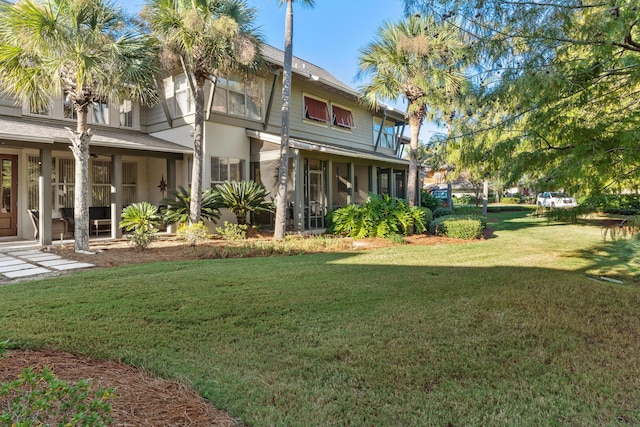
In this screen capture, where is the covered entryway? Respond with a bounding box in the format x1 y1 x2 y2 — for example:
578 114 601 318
0 155 17 236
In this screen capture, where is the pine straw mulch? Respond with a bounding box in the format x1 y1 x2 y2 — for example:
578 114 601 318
2 231 479 426
0 349 240 426
46 231 474 270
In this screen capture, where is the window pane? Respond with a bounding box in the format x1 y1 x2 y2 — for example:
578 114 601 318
211 87 227 113
119 100 133 127
92 100 109 124
211 157 221 182
220 158 229 181
175 74 192 116
228 92 245 116
28 156 39 210
228 158 240 182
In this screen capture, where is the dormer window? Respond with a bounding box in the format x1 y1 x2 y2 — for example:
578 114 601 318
331 104 355 130
303 95 329 124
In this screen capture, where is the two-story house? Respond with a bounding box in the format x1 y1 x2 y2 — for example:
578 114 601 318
0 43 409 244
148 44 410 231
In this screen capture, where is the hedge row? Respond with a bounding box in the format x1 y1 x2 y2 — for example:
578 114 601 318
429 215 487 239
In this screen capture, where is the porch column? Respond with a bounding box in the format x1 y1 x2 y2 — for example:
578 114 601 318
166 158 176 233
326 160 333 213
293 151 303 232
371 166 378 195
110 154 122 238
348 162 355 205
38 148 53 245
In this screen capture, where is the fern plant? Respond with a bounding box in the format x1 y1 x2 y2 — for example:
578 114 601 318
161 186 223 226
330 194 430 238
214 180 274 225
120 202 161 250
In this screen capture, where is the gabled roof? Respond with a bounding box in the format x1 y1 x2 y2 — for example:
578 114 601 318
260 44 356 96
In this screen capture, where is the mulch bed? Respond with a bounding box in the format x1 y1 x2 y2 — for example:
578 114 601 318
0 349 240 426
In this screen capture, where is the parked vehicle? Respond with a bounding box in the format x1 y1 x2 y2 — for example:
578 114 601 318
536 192 578 208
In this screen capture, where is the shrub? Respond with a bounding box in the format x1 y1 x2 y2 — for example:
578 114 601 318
214 180 273 225
1 367 114 426
177 222 212 246
420 190 443 211
430 215 486 239
120 202 161 251
455 194 475 205
216 221 248 241
330 194 431 238
433 207 455 218
501 197 522 204
453 206 482 215
161 186 222 226
539 205 591 224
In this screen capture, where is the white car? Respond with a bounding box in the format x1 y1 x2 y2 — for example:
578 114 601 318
536 192 578 208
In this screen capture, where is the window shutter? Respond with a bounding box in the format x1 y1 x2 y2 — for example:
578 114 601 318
304 96 329 123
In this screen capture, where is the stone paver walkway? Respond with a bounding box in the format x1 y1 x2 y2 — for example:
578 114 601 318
0 250 94 279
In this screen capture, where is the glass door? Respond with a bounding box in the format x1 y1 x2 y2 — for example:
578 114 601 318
305 159 326 229
0 155 17 236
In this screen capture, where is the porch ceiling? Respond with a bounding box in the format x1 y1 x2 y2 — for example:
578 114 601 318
0 116 191 158
246 130 410 166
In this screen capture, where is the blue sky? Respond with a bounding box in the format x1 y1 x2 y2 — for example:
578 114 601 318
117 0 442 141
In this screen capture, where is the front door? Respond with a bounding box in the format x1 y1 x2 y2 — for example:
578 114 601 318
0 155 17 236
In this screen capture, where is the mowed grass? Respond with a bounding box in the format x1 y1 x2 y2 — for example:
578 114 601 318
2 211 640 426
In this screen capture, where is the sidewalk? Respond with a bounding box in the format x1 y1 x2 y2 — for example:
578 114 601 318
0 248 94 280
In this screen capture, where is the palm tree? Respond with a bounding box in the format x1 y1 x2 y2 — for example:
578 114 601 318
273 0 315 241
358 15 466 207
0 0 159 252
144 0 261 225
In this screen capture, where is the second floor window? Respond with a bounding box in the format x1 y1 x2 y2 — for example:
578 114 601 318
91 100 109 125
303 95 329 124
373 118 397 149
211 76 263 120
331 105 355 130
174 74 193 117
119 100 133 128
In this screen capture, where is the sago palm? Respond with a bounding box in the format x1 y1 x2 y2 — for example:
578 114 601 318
0 0 159 252
143 0 262 225
215 180 273 225
358 15 467 207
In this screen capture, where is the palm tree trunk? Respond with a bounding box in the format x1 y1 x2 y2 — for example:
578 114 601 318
406 114 422 207
274 0 294 241
189 77 205 225
69 108 91 252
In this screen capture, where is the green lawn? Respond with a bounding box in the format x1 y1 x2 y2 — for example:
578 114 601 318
1 211 640 426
